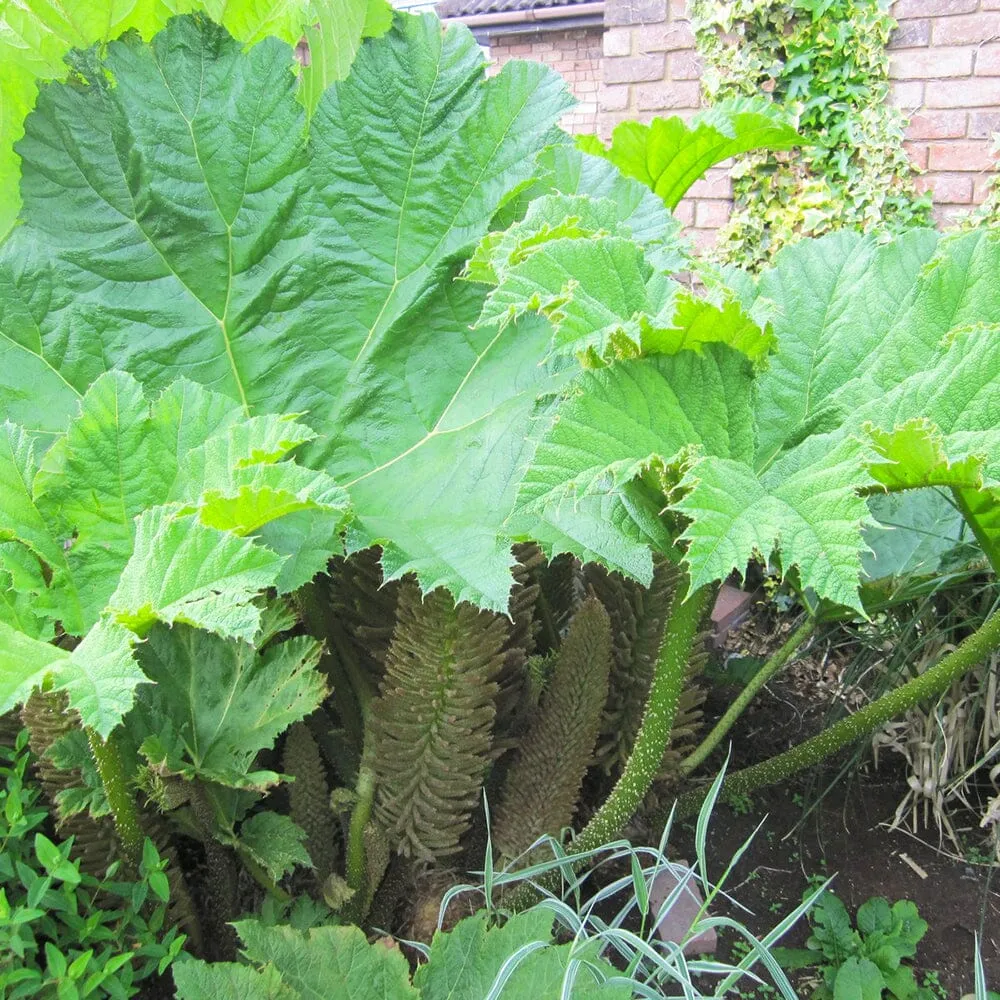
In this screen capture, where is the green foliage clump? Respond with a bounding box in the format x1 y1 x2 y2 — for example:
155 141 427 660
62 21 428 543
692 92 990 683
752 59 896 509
690 0 932 265
172 909 631 1000
774 891 934 1000
0 732 185 999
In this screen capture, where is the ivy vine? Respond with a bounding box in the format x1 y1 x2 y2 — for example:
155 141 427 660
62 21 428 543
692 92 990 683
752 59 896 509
690 0 933 266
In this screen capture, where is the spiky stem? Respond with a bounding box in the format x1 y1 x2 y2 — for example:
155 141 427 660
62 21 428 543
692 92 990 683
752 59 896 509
674 608 1000 818
87 729 143 873
678 615 815 778
344 764 375 923
572 582 712 854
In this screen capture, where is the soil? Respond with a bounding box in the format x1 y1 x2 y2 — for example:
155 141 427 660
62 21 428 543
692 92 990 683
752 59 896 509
653 608 1000 999
687 777 999 998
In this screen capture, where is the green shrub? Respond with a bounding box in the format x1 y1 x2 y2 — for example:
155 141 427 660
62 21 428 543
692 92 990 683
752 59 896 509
0 731 185 999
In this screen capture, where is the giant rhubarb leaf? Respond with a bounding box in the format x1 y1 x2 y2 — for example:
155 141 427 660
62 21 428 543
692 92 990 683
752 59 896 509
578 96 801 210
0 0 389 237
172 910 630 1000
0 371 346 733
0 12 582 610
130 624 326 788
507 228 1000 613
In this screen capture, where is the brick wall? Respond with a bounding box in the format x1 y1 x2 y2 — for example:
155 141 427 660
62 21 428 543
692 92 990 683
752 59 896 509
598 0 724 249
489 28 602 134
889 0 1000 225
480 2 1000 244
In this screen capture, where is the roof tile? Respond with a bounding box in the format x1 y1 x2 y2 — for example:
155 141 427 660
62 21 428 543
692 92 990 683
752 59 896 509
436 0 594 19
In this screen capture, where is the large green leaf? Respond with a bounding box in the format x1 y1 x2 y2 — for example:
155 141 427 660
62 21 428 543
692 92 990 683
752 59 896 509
0 12 575 611
579 96 801 210
235 921 419 1000
0 618 144 738
507 226 1000 612
0 0 389 238
0 371 344 733
415 910 631 1000
172 911 630 1000
108 508 286 641
173 961 297 1000
130 625 326 787
510 347 756 581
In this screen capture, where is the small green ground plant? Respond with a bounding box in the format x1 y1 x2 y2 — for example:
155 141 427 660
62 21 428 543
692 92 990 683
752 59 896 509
773 891 933 1000
0 730 185 999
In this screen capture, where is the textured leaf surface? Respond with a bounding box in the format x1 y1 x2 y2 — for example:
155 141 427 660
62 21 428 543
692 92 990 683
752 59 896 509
132 625 326 787
0 619 143 738
173 961 297 1000
0 371 340 732
581 97 801 209
861 490 976 588
416 911 631 1000
0 13 574 610
510 227 999 610
237 812 312 881
0 0 386 237
108 509 285 641
510 347 756 580
235 921 418 1000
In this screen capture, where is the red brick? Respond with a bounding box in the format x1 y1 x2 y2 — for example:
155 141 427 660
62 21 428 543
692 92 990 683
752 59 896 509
889 19 931 49
889 46 973 79
904 140 930 168
889 80 926 109
928 140 997 171
604 54 665 84
635 80 701 111
603 28 633 58
672 201 695 226
975 43 1000 75
606 0 668 26
906 110 967 139
669 51 701 80
969 110 1000 138
687 169 733 199
636 21 695 52
694 199 732 228
932 12 1000 45
916 171 974 202
893 0 976 15
925 77 1000 107
599 84 632 112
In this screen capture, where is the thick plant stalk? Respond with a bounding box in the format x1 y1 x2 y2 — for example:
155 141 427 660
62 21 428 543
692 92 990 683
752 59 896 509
344 765 375 923
87 729 144 872
675 609 1000 818
571 582 713 855
678 615 815 778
